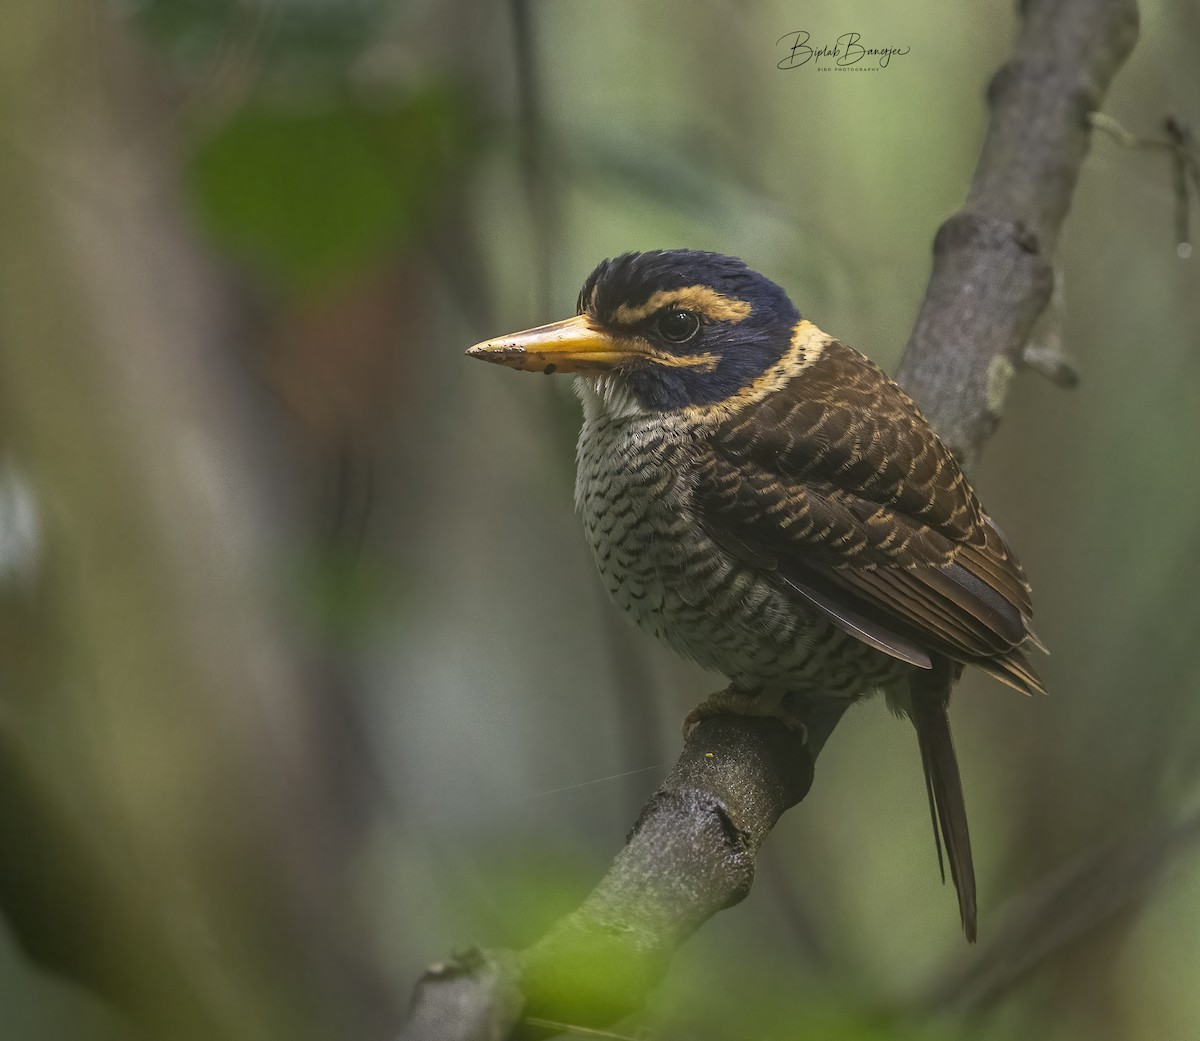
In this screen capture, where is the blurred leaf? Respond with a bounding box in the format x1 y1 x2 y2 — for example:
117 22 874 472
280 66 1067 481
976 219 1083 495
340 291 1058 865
187 86 471 289
124 0 388 78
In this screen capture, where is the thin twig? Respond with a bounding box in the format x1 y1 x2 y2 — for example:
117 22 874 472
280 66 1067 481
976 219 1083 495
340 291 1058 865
1088 111 1199 258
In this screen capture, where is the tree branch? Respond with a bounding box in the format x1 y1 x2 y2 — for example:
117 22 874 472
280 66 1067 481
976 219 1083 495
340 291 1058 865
897 0 1139 464
400 0 1139 1035
518 707 844 1027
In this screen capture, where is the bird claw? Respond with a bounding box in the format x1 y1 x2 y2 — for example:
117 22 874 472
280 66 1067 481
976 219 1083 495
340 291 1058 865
682 688 809 742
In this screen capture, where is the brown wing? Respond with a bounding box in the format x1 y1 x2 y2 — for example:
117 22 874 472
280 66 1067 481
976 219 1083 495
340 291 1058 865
695 336 1044 693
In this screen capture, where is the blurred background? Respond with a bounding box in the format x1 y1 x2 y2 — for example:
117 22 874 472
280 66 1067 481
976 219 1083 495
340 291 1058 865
1 0 1198 1039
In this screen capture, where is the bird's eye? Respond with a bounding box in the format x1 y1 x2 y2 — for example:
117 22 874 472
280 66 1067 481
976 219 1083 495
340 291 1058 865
656 309 701 344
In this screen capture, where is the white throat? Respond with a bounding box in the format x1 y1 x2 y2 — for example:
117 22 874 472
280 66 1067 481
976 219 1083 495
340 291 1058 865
574 374 646 424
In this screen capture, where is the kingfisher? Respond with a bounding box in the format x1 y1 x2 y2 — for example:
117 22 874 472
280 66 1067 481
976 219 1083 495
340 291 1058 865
466 249 1045 941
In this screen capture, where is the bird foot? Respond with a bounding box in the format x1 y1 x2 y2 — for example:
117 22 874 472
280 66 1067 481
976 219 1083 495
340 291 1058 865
682 688 809 741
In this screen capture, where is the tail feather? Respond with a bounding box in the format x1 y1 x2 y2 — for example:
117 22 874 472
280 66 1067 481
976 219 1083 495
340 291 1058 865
973 645 1046 697
909 663 977 942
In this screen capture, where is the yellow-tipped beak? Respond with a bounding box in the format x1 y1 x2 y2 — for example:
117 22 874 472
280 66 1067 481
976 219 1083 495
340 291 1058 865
466 314 634 374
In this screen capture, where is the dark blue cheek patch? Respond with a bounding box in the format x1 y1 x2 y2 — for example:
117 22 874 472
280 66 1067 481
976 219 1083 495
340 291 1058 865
625 323 798 411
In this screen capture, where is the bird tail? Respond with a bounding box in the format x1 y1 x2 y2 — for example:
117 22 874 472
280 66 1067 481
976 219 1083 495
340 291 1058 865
909 664 977 942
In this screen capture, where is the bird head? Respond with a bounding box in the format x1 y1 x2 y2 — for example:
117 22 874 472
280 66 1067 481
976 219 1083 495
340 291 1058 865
466 250 802 411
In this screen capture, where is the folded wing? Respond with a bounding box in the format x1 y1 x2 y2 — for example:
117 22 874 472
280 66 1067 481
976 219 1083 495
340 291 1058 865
695 336 1044 694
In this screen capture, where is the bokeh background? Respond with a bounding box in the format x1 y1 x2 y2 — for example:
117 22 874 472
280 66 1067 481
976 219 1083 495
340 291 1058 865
1 1 1199 1039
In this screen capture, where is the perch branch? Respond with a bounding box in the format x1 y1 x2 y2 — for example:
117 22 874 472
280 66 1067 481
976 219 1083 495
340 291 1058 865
400 0 1139 1035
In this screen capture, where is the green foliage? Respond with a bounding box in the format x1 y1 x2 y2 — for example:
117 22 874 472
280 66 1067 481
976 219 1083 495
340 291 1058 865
186 86 472 290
